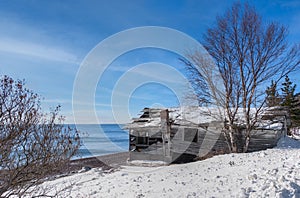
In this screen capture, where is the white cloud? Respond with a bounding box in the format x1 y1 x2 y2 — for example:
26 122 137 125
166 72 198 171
107 64 131 72
279 0 300 8
0 15 80 64
0 37 79 64
43 98 72 104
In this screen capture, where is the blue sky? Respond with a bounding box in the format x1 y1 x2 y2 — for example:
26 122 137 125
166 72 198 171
0 0 299 124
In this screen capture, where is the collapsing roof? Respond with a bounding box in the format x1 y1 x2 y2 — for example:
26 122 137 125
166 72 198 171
126 106 287 129
126 106 287 164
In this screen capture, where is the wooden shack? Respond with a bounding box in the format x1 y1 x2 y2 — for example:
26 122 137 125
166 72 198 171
126 107 287 164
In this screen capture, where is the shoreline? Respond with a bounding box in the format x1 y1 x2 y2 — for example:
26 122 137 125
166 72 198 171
69 152 129 171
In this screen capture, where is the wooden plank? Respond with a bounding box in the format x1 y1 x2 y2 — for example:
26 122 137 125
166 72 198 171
130 128 161 137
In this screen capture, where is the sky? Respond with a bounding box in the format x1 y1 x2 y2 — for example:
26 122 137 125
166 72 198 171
0 0 299 124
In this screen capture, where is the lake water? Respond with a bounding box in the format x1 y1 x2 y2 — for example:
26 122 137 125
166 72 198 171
73 124 129 159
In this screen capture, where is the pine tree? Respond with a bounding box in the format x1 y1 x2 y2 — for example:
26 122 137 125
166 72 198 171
290 93 300 128
281 75 299 134
265 80 281 107
281 75 296 107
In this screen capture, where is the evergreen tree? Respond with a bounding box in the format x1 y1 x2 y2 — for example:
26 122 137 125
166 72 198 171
281 75 296 107
281 75 300 134
265 80 281 107
290 93 300 128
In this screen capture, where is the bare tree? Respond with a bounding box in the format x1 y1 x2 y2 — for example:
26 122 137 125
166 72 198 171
0 75 80 197
184 2 300 152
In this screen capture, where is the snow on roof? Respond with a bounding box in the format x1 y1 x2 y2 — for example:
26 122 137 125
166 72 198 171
127 106 287 130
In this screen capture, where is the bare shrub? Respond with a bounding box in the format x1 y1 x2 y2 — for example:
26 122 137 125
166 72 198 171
0 75 80 197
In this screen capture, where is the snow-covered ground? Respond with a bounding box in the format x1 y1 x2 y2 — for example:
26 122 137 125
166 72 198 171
29 137 300 198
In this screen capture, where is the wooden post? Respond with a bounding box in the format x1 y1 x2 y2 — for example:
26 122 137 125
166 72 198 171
160 109 170 157
284 115 287 137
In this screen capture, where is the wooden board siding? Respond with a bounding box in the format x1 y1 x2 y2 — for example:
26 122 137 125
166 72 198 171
246 129 283 152
129 127 284 163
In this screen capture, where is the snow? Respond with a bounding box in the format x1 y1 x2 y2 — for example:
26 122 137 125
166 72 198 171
169 106 222 125
26 136 300 197
291 128 300 140
127 160 168 166
129 106 286 130
277 136 300 149
143 118 161 127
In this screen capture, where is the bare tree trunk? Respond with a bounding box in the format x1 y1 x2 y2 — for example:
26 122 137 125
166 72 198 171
228 129 237 153
243 131 251 152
